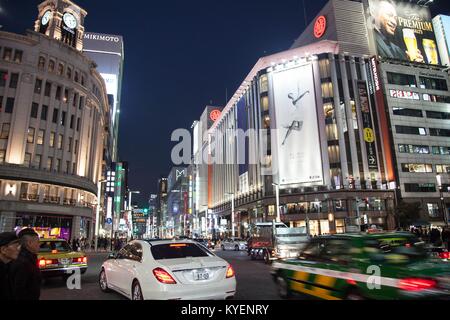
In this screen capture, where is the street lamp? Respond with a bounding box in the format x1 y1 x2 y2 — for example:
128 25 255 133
436 174 448 227
272 183 281 223
95 179 107 251
226 193 235 237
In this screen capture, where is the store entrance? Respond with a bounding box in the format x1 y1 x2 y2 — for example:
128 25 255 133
15 213 73 241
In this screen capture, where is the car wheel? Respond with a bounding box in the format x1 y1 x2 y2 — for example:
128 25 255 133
222 245 226 251
264 250 271 264
235 245 239 251
99 269 111 293
132 281 144 301
277 276 292 299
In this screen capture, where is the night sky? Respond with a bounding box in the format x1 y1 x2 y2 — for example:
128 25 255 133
1 0 449 207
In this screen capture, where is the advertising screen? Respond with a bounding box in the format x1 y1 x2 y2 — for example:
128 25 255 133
367 0 440 65
272 63 323 186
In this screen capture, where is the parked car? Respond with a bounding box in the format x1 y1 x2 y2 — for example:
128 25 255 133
99 240 236 300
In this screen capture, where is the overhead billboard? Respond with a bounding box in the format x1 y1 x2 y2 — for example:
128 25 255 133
367 0 440 65
272 63 323 186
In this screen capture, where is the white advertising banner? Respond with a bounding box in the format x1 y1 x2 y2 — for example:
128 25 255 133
272 63 323 186
100 73 119 125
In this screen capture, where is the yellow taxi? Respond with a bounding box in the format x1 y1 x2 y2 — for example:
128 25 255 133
38 239 88 278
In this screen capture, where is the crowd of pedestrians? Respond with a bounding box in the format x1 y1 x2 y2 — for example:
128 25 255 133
410 226 450 249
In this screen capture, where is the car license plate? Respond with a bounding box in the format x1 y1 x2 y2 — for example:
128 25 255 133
59 258 71 266
194 271 210 281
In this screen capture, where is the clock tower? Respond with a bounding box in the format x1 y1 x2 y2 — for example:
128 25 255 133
34 0 87 52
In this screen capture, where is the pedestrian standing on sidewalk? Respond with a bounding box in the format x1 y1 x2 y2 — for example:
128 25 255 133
0 232 21 300
9 228 42 300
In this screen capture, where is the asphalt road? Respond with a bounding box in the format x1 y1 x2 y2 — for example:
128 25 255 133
40 249 282 300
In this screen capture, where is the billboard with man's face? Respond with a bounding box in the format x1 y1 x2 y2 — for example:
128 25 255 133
367 0 440 65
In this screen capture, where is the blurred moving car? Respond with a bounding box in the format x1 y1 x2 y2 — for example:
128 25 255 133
426 245 450 262
38 239 88 278
272 232 450 300
99 240 236 300
221 238 248 251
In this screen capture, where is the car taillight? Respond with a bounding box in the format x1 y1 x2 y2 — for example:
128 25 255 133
38 259 57 268
38 259 46 268
439 252 450 260
399 278 437 291
153 268 177 284
226 265 235 278
73 257 87 263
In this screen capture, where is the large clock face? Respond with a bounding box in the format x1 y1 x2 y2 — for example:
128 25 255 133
63 12 77 29
41 10 52 26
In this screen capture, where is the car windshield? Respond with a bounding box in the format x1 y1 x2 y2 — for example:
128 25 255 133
39 241 72 253
365 236 428 260
151 243 213 260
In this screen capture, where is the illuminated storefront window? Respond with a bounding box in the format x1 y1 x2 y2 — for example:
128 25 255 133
336 219 345 234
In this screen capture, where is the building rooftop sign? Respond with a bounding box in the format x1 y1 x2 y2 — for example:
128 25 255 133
314 16 327 39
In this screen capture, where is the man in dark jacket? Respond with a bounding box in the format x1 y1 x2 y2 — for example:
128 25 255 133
10 228 42 300
0 232 21 300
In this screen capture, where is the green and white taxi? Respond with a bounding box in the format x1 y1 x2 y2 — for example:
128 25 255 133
272 232 450 300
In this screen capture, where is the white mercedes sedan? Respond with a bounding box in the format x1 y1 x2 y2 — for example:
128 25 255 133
99 240 236 300
221 238 248 251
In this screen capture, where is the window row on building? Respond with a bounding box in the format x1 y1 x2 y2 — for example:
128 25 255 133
0 46 23 64
398 144 450 155
37 54 86 87
0 148 78 174
392 107 450 119
34 77 86 110
387 72 448 91
1 122 80 151
401 163 450 174
1 179 95 208
395 126 450 137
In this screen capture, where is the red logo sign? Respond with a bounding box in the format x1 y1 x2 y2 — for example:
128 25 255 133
314 16 327 39
210 109 221 122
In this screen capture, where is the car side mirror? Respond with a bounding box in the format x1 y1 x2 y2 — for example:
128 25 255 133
108 253 116 260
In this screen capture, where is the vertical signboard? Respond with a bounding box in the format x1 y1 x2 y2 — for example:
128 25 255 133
357 81 378 171
367 0 440 65
237 97 249 176
272 63 324 186
369 57 395 183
